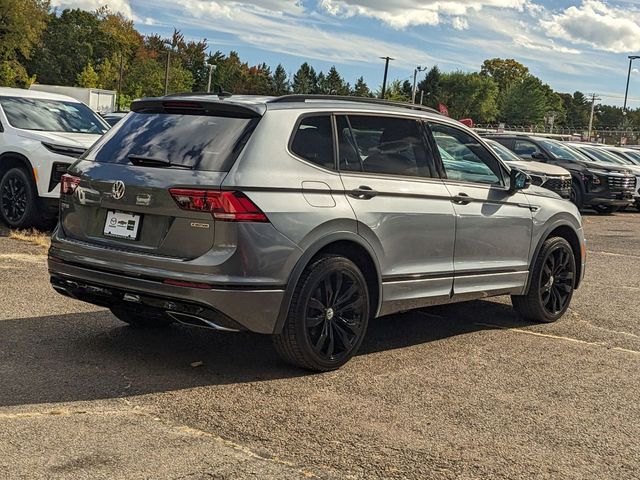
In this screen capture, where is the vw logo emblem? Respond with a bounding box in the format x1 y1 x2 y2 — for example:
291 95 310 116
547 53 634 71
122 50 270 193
112 181 126 200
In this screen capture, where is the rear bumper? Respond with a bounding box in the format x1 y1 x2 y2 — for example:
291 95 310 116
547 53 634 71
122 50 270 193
48 258 284 334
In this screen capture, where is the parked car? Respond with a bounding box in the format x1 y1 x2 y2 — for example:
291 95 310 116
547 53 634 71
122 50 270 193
484 138 572 198
0 87 109 228
486 134 636 214
568 142 640 210
48 95 586 371
102 112 128 127
596 145 640 166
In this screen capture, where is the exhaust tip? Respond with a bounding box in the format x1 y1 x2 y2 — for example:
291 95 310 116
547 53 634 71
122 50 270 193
166 311 240 332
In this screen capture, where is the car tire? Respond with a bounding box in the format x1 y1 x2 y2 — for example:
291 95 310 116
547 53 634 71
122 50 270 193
273 254 370 371
636 200 640 212
0 167 43 229
110 306 174 328
570 180 583 209
512 237 576 323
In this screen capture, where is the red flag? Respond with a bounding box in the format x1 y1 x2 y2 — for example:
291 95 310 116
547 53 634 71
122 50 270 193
438 103 449 116
458 118 474 128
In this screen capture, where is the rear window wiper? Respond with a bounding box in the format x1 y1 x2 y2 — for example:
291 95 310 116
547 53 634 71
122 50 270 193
128 155 193 169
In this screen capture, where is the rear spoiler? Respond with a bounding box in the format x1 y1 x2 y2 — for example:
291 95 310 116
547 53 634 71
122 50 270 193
130 98 265 118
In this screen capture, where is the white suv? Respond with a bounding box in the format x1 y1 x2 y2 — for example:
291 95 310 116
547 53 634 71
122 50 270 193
0 87 109 228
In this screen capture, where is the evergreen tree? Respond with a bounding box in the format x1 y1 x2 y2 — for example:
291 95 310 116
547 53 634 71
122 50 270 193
271 64 290 95
417 66 441 107
292 62 317 94
352 76 371 97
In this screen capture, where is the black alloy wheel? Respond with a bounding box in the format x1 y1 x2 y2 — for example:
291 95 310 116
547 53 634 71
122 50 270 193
538 243 575 316
0 167 41 228
274 255 370 371
512 237 576 323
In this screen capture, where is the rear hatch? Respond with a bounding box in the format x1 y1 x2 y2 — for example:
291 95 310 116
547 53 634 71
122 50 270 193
60 98 262 259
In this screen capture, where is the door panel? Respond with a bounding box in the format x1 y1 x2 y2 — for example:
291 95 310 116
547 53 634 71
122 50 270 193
336 114 456 311
429 122 533 297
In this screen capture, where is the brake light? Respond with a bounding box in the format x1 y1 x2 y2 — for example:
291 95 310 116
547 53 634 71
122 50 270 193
169 188 268 222
60 174 81 195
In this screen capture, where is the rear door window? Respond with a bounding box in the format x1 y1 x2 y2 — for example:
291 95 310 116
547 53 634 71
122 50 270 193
83 112 258 172
290 115 335 169
513 140 543 158
338 115 434 178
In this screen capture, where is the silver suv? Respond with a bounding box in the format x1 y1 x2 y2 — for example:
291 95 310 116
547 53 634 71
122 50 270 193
48 95 586 371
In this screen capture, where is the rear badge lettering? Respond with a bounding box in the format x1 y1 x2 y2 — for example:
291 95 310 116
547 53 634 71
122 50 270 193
136 194 151 206
190 222 210 229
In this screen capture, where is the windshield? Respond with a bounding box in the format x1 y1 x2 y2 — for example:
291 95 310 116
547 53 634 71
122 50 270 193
580 146 628 165
538 139 591 162
485 139 521 162
84 112 258 171
618 149 640 165
0 96 108 134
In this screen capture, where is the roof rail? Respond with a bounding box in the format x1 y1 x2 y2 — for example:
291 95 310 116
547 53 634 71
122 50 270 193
268 94 441 115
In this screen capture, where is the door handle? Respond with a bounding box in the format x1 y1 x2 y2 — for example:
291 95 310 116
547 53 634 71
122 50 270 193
349 185 378 200
452 192 471 205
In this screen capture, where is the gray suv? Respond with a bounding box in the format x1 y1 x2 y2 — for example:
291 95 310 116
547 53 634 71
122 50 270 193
48 95 586 371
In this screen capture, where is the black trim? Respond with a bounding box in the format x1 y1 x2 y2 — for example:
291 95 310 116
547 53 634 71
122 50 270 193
382 268 523 283
268 94 442 115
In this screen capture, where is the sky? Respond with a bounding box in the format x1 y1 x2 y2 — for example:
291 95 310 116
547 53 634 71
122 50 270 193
50 0 640 106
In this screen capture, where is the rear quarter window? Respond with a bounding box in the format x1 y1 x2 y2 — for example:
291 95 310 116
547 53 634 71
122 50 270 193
83 112 258 172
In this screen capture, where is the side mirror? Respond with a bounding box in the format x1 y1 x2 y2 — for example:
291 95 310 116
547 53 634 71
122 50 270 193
531 152 548 162
509 168 531 194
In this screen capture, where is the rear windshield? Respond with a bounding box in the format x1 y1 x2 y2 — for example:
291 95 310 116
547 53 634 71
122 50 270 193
83 112 257 171
0 96 108 134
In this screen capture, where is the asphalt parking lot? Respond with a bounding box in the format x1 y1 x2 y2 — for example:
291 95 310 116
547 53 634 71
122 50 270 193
0 213 639 480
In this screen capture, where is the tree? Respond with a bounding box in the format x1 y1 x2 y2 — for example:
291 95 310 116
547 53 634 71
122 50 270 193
438 71 499 122
384 80 410 102
292 62 318 94
76 63 99 88
0 0 49 87
271 64 290 96
501 75 549 125
352 76 371 97
480 58 529 93
417 66 441 107
27 9 111 86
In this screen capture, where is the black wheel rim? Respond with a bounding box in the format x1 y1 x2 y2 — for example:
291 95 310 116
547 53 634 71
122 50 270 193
305 270 365 362
1 174 27 223
540 245 575 316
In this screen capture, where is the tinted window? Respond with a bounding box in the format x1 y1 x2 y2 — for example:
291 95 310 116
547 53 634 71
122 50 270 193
0 96 108 134
430 123 502 185
290 115 334 169
340 115 432 177
513 140 543 159
84 112 257 172
538 139 590 162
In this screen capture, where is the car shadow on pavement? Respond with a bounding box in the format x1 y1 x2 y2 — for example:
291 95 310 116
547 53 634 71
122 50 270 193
0 300 529 407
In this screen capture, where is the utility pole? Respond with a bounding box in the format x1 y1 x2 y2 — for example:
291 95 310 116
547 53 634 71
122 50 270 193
411 66 425 104
117 52 124 111
206 63 216 93
587 93 601 141
419 90 424 105
164 49 171 95
379 56 394 99
623 56 640 113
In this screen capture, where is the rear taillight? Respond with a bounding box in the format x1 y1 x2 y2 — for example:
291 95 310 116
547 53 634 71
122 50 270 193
60 174 81 195
169 188 268 222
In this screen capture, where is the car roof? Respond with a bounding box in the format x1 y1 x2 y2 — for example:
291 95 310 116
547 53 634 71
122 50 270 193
0 86 81 103
134 93 451 122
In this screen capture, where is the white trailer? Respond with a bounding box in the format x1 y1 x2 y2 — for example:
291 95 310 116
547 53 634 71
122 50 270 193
29 84 116 114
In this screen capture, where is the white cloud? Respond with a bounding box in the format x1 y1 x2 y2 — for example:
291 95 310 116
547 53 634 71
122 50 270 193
318 0 528 29
51 0 134 18
541 0 640 53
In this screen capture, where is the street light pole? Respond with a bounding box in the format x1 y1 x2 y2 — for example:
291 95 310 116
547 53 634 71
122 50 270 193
623 55 640 113
164 49 171 95
411 66 425 104
379 56 394 99
206 64 216 93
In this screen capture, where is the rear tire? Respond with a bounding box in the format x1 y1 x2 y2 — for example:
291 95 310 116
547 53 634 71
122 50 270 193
110 306 174 328
273 255 370 371
0 167 43 228
512 237 576 323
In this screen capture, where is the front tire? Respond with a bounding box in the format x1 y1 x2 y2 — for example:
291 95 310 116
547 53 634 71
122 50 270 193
593 205 618 215
570 180 583 210
273 255 370 371
512 237 576 323
0 167 43 228
110 306 174 328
